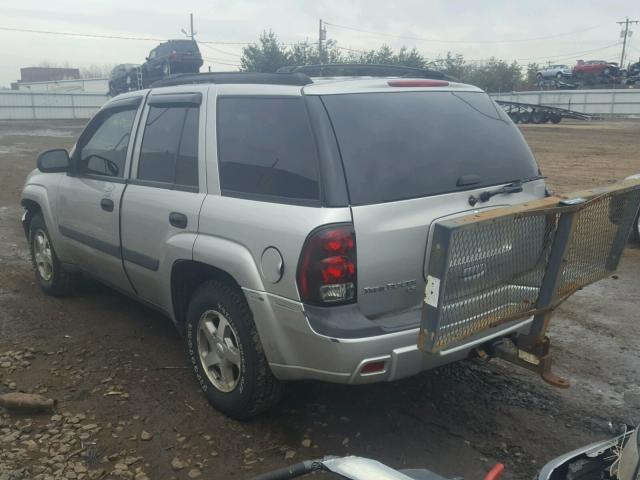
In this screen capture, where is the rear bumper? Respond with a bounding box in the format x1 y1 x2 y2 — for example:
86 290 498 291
243 288 533 384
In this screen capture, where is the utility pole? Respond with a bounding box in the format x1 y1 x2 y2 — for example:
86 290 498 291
318 19 326 63
617 17 638 69
182 13 197 41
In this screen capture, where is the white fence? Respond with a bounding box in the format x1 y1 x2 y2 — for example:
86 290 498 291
2 88 639 120
489 89 640 117
0 91 108 120
15 77 110 94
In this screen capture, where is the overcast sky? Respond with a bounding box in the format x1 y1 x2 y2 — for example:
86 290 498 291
1 0 639 87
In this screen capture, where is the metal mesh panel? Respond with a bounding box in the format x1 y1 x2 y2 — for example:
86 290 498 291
435 214 557 349
557 190 640 297
421 182 640 353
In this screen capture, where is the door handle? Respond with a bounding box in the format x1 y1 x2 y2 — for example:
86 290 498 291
100 198 114 212
169 212 188 229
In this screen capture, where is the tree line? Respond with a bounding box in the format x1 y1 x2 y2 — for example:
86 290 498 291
240 31 541 93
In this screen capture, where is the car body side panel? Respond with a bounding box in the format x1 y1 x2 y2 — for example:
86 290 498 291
196 196 352 300
193 234 265 292
121 189 205 312
57 176 134 293
21 174 75 263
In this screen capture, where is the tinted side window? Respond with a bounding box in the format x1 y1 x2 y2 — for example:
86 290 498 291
217 97 320 203
78 108 136 178
138 106 199 189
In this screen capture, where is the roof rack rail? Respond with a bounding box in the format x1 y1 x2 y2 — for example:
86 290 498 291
277 64 454 80
150 72 313 88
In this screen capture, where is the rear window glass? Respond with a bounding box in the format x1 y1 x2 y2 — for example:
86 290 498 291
217 97 320 203
168 41 199 53
321 92 539 205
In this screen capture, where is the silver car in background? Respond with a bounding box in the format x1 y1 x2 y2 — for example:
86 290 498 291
536 64 573 80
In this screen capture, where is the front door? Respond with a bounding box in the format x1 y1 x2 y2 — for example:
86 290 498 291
120 89 207 312
57 97 143 293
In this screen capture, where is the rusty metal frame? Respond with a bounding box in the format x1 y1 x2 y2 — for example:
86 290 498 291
418 178 640 384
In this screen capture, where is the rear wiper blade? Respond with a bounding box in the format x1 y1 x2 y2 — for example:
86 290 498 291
468 182 522 206
469 180 530 207
467 175 545 207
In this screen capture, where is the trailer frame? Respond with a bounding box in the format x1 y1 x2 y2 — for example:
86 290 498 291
496 100 593 124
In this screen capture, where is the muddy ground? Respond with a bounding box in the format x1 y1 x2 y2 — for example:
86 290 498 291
0 119 639 480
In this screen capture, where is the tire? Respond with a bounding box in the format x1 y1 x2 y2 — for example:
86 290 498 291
29 214 73 296
536 73 542 82
520 111 532 124
631 212 640 243
550 114 562 124
531 110 547 124
509 111 521 123
185 280 282 419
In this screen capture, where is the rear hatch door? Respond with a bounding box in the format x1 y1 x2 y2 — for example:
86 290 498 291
320 89 545 325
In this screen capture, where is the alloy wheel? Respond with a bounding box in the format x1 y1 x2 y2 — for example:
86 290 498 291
196 310 242 392
33 229 53 282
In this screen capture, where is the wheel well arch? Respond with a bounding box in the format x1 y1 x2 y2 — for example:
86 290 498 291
20 199 42 238
171 260 242 333
21 198 42 213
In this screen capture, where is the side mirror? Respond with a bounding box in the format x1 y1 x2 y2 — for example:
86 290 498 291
145 57 150 61
37 149 70 173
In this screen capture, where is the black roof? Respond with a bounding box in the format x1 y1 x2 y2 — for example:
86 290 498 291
150 72 313 88
150 65 454 89
277 64 454 80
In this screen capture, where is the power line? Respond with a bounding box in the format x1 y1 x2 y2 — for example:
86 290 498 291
0 26 164 41
201 56 240 67
330 41 620 66
0 25 290 46
324 20 607 44
512 42 621 62
200 43 242 58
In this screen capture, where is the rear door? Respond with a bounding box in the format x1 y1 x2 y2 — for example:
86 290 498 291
319 89 545 323
57 96 143 293
120 87 207 312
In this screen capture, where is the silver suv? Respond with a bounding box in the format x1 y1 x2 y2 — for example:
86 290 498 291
536 64 573 80
21 71 545 418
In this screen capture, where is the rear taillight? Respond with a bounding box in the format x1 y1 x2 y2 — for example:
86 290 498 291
297 224 357 306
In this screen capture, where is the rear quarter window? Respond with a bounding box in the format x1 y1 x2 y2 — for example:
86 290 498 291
216 97 320 204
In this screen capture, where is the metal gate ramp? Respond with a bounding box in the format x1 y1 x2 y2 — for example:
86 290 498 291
418 178 640 384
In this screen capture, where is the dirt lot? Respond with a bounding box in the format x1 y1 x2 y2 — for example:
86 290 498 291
0 119 639 480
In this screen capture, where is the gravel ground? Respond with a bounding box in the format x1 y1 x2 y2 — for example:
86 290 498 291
0 119 639 480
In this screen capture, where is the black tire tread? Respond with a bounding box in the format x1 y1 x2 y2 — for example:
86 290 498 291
631 213 640 243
